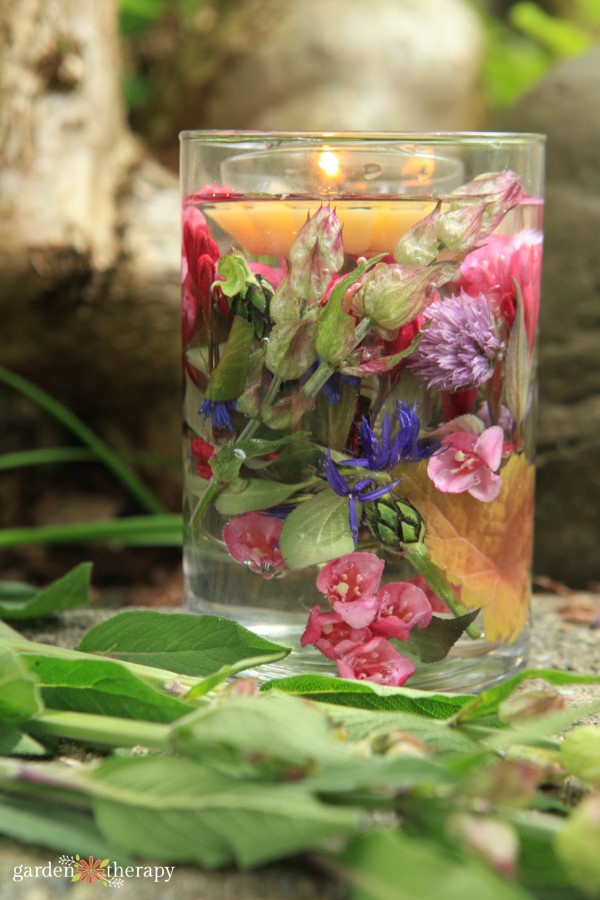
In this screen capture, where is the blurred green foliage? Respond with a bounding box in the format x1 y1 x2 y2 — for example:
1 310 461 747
117 0 600 118
476 0 600 112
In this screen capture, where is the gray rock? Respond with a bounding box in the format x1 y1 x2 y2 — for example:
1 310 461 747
496 47 600 586
202 0 485 132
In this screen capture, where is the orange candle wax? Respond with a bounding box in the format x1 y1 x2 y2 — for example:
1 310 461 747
207 198 435 257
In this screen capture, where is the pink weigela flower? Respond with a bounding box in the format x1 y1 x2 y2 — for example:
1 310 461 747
316 551 385 627
427 425 504 502
371 582 433 641
300 606 372 659
337 637 416 686
222 512 285 579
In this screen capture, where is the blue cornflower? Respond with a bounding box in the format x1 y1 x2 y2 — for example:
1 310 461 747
324 453 401 545
321 371 360 406
343 402 438 472
199 399 236 432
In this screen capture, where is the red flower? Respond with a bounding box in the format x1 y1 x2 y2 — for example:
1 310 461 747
191 438 215 479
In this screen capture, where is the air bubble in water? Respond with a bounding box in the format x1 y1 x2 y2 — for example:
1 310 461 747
363 164 382 180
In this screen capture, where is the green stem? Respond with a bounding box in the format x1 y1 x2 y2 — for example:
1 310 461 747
0 367 165 514
189 479 223 530
406 543 482 640
27 710 171 751
0 515 182 549
3 635 202 692
236 374 284 442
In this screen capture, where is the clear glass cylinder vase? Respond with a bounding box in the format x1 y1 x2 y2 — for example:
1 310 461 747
180 131 545 692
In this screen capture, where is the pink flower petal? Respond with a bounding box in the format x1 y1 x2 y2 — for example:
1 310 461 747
333 596 380 629
474 425 503 471
222 512 285 579
336 637 416 686
317 552 384 604
468 469 503 502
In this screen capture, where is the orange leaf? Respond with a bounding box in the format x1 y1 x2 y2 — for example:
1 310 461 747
394 454 535 642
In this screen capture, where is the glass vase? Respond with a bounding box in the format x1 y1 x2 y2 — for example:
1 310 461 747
180 131 545 691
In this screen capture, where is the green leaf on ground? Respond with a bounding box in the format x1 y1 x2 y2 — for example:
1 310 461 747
89 755 359 868
0 794 121 860
279 492 357 569
0 644 43 724
173 691 347 767
21 655 192 723
0 563 91 621
0 726 46 756
458 668 600 723
77 611 290 676
263 674 471 719
330 829 532 900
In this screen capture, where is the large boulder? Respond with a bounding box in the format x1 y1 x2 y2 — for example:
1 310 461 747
496 47 600 586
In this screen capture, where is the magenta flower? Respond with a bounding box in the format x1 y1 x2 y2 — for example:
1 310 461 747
300 606 372 659
409 291 505 392
222 512 285 579
182 207 224 340
427 426 504 502
371 582 433 641
316 552 384 605
337 637 416 686
458 230 542 353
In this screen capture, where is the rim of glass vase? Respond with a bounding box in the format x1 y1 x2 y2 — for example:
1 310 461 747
179 130 546 144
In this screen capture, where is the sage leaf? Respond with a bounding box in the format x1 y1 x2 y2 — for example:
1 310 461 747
215 478 305 516
0 644 43 724
204 316 254 401
89 756 359 868
77 611 290 676
173 691 347 767
21 655 192 723
0 794 120 860
279 491 356 569
0 725 46 755
263 674 471 719
0 563 91 621
331 829 531 900
458 668 600 724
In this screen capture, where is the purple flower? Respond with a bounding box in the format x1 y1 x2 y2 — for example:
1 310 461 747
343 402 438 471
409 291 505 391
324 453 400 544
200 399 236 431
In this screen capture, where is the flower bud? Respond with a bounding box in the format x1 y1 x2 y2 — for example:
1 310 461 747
436 205 485 253
555 795 600 897
355 263 439 331
499 689 566 725
289 206 344 302
394 203 441 265
449 813 519 879
364 495 425 548
561 726 600 787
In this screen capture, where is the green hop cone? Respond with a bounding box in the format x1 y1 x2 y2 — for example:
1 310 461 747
364 495 425 548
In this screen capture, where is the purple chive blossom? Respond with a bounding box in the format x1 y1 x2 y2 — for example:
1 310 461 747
343 401 438 472
409 291 505 392
324 453 400 544
200 399 236 432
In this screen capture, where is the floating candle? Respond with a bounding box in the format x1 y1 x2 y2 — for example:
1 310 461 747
207 198 436 257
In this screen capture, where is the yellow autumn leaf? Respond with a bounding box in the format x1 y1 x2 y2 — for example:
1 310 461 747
394 454 535 642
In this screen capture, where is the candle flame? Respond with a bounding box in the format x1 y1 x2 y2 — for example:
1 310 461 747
318 151 341 180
